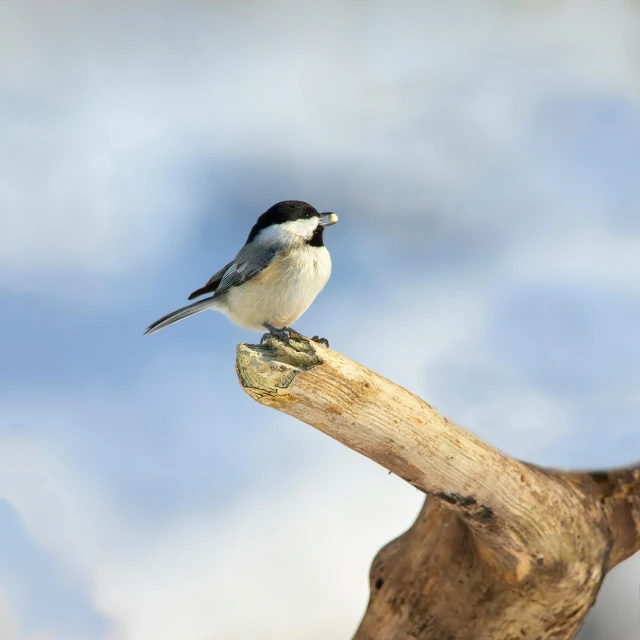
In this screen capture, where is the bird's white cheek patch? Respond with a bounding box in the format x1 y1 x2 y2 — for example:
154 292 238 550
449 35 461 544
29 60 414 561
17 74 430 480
280 219 318 239
255 219 319 245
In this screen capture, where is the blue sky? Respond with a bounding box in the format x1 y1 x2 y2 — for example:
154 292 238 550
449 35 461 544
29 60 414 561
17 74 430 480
1 1 639 638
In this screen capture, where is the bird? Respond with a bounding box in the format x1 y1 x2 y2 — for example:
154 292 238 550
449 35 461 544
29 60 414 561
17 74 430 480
144 200 339 345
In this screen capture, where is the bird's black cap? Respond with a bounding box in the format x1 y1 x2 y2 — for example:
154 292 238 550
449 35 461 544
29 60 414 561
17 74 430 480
246 201 320 244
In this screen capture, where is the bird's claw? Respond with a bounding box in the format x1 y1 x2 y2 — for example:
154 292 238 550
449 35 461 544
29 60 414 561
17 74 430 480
261 324 328 347
261 324 290 345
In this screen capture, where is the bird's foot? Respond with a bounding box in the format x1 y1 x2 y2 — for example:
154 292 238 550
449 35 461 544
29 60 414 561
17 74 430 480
280 327 329 348
260 324 328 348
261 324 290 345
282 326 304 337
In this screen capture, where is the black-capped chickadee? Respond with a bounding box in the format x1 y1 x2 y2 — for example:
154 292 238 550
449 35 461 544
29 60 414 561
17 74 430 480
144 200 339 344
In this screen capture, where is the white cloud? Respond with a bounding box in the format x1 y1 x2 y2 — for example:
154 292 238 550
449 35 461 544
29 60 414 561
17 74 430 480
578 557 640 640
2 0 640 294
0 586 60 640
0 590 21 640
98 460 421 640
508 226 640 295
0 408 636 640
0 308 636 639
0 424 422 640
1 2 639 638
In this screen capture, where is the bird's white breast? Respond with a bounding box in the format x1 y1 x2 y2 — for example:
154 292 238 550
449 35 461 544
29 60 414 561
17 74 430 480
220 245 332 330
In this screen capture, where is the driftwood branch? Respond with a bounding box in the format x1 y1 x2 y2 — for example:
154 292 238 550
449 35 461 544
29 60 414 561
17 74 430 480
236 336 640 640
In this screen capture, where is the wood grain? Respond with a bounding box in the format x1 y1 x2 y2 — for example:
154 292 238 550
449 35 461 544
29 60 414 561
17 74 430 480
236 335 640 640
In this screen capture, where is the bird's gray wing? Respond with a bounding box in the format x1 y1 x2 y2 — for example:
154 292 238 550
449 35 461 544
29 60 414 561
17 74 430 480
187 261 234 300
212 245 277 297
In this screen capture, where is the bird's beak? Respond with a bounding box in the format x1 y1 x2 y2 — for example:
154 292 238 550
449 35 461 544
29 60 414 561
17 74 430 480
319 213 339 227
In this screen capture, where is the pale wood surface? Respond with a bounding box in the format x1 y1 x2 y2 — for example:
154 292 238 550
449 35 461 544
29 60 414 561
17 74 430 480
236 336 640 640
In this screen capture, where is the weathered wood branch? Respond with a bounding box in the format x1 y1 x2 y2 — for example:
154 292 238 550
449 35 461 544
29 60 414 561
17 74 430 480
236 336 640 640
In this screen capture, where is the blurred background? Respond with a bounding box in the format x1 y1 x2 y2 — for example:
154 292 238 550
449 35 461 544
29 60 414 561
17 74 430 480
1 1 639 638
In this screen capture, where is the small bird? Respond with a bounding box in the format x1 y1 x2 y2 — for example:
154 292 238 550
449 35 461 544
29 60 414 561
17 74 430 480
144 200 338 344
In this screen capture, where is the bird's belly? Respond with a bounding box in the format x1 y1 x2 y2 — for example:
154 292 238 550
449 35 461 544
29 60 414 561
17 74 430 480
222 247 331 330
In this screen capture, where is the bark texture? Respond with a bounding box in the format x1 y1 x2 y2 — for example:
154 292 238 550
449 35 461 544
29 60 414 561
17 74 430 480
235 336 640 640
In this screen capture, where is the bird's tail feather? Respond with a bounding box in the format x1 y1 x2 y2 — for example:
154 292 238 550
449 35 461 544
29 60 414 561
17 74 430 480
144 297 217 335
